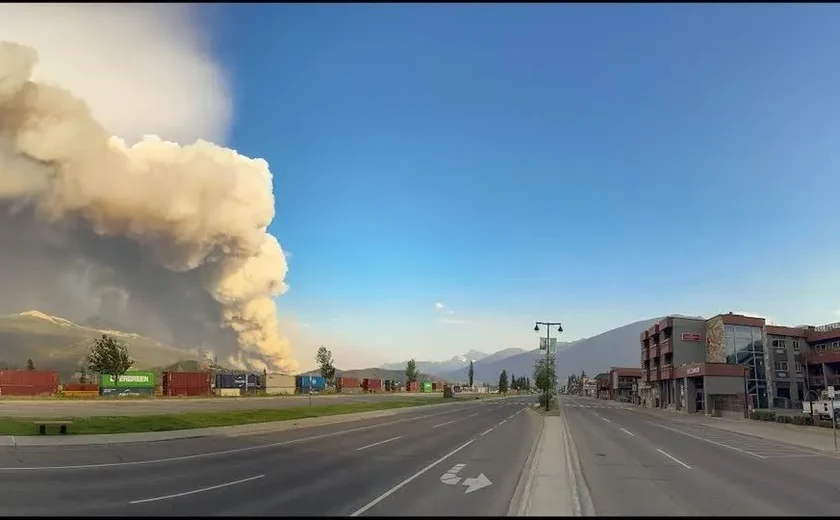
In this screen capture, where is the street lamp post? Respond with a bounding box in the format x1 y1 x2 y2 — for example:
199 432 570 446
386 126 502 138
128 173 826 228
534 321 563 412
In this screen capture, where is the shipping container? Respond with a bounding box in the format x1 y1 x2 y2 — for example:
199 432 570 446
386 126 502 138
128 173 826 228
267 374 295 388
363 378 384 392
265 386 295 395
100 371 156 388
62 390 99 398
336 376 359 389
163 372 211 396
295 375 326 391
0 370 59 387
215 373 261 390
0 385 58 396
62 383 100 392
431 382 439 391
422 381 433 393
406 381 420 392
99 386 155 397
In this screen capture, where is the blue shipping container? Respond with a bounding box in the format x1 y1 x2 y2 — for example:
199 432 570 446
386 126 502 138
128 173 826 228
296 375 326 391
215 373 262 389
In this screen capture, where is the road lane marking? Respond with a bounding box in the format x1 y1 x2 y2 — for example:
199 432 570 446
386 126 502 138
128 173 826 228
0 404 485 472
129 474 265 504
357 436 402 451
480 428 494 436
656 449 691 469
433 421 456 429
619 428 634 437
350 439 476 516
498 419 507 426
649 422 767 459
466 412 479 418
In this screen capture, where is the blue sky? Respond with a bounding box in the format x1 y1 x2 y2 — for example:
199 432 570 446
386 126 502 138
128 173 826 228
205 4 840 370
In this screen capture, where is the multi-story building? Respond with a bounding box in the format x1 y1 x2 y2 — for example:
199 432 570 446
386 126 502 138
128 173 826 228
608 367 641 403
641 314 756 415
640 314 840 414
593 372 610 400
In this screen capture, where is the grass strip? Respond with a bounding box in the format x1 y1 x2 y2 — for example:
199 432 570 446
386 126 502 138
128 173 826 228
0 397 451 436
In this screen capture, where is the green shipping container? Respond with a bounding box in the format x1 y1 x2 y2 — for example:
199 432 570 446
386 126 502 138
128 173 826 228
422 381 432 392
100 371 156 388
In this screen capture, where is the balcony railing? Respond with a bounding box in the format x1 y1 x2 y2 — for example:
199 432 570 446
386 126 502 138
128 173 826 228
660 338 672 355
661 364 673 380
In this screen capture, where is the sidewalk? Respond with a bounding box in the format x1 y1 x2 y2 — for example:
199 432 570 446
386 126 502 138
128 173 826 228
631 403 840 455
516 411 592 516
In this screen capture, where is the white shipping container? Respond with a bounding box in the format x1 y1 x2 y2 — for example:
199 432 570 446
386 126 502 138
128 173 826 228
265 386 296 395
267 374 296 388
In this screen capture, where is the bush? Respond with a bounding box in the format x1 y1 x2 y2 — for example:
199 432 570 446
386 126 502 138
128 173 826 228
776 415 792 424
791 415 814 426
750 410 776 421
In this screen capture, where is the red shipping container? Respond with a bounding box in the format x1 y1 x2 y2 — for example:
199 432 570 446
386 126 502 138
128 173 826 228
407 381 420 392
0 385 58 396
337 377 359 389
0 370 59 387
163 372 211 396
363 378 383 392
63 383 100 392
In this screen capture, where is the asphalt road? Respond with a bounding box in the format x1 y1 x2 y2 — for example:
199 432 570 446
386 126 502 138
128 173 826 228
0 391 481 418
560 395 840 516
0 396 540 516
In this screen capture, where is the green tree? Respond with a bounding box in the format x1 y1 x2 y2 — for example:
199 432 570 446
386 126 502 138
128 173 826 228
405 359 419 383
511 372 517 390
25 358 35 371
468 360 474 388
86 334 134 386
533 355 557 394
316 345 336 385
498 369 509 394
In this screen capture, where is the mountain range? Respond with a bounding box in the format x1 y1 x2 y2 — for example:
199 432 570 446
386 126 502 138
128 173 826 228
2 309 667 386
384 317 662 385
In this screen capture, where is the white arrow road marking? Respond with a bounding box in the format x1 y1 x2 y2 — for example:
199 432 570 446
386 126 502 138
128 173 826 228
439 464 493 494
439 463 466 485
462 473 492 494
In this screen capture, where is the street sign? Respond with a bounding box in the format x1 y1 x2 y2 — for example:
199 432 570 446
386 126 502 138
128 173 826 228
539 337 557 354
439 463 493 494
829 387 836 399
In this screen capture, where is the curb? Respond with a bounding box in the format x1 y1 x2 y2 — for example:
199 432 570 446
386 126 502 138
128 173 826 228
0 395 520 447
561 410 595 516
508 408 545 516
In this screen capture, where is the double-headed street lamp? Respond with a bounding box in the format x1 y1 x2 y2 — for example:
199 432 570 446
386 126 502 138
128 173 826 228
534 321 563 412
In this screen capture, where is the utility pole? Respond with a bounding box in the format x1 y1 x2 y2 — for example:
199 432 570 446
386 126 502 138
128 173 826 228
534 321 563 412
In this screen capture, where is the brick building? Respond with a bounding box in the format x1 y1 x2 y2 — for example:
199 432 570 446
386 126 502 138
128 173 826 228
640 314 840 414
641 314 754 415
609 367 641 403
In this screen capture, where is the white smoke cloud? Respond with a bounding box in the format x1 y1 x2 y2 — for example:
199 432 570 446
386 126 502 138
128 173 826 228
0 5 299 373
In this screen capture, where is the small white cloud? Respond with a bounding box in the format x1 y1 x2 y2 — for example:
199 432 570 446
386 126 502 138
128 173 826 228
446 309 455 315
435 302 446 311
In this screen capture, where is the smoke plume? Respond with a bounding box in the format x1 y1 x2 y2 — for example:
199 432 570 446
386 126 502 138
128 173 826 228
0 5 299 373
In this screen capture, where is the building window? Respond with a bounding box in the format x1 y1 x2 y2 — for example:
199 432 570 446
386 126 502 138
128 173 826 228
793 339 800 351
772 338 786 348
775 361 788 371
795 362 802 374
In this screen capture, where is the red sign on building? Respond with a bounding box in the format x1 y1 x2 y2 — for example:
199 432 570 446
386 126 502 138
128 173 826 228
681 332 701 342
